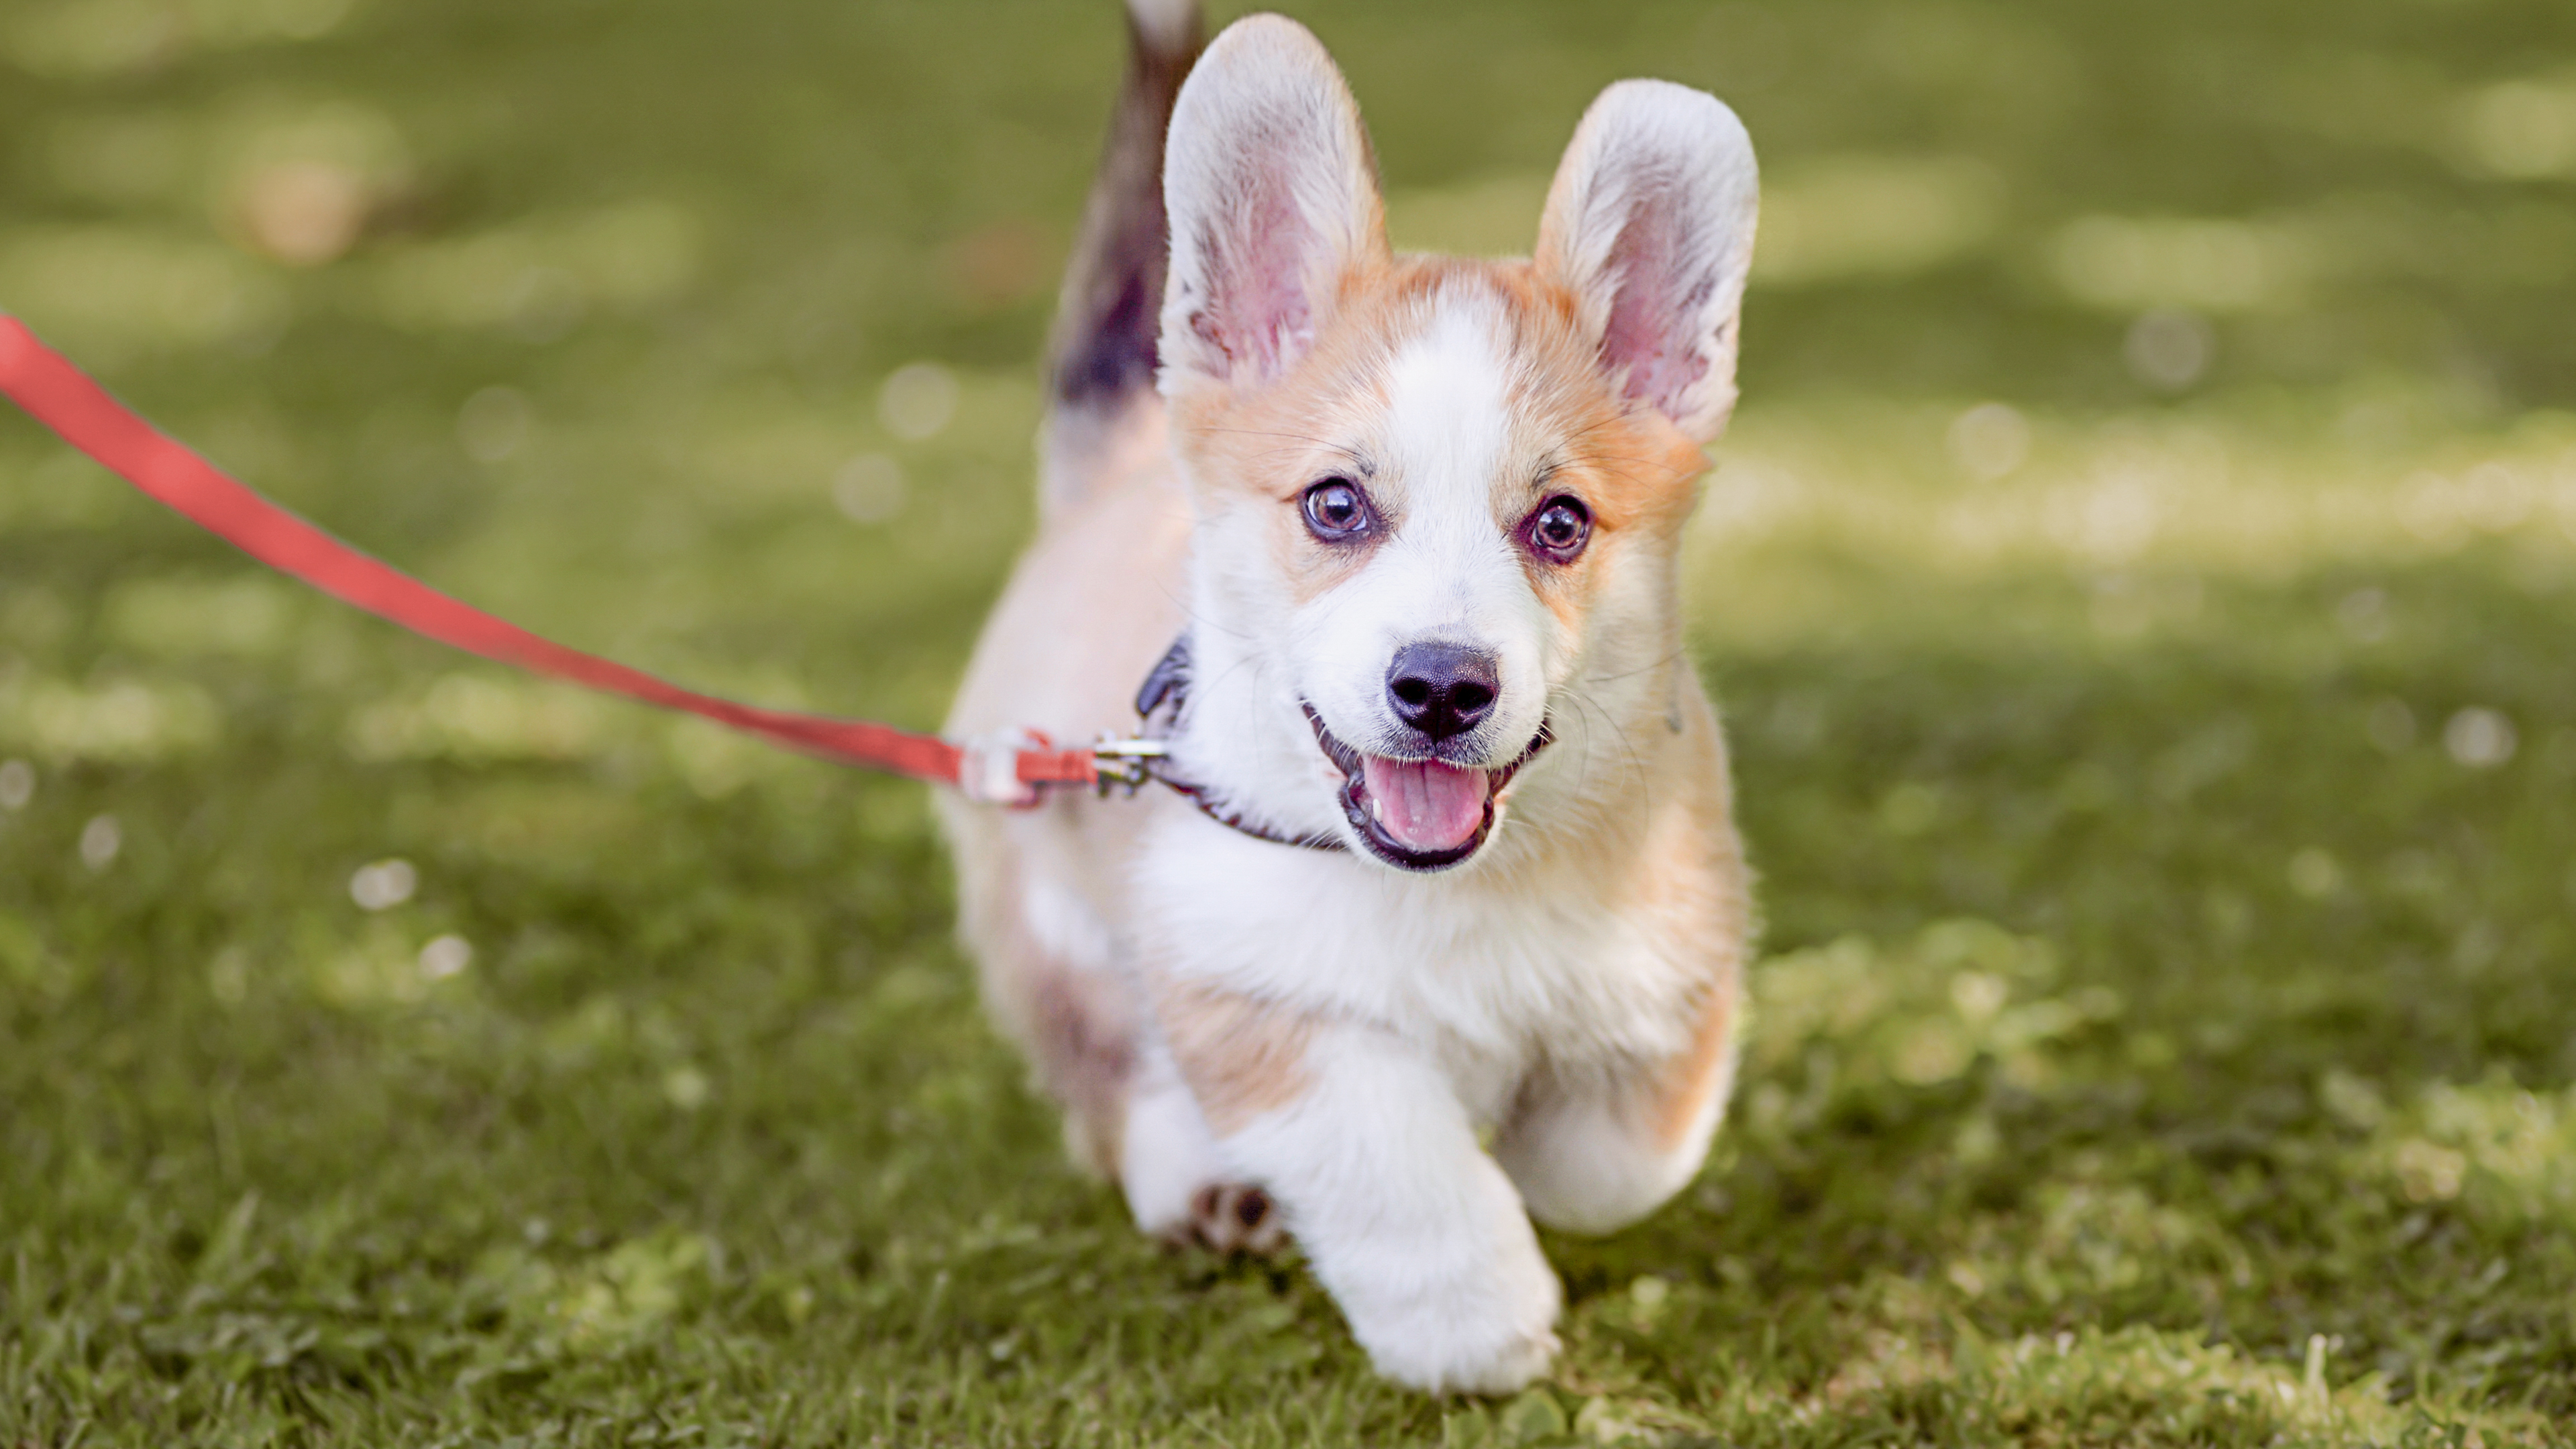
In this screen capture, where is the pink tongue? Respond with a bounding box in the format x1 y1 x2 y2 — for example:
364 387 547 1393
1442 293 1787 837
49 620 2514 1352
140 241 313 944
1360 757 1492 853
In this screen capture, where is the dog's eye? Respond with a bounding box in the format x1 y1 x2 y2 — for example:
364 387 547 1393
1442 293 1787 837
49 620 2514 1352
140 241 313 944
1301 478 1371 542
1524 495 1592 563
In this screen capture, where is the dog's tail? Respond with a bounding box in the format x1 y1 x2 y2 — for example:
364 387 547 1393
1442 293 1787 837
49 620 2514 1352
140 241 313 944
1039 0 1201 516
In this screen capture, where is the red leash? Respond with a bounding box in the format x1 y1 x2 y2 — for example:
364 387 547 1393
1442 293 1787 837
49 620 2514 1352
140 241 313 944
0 317 1141 800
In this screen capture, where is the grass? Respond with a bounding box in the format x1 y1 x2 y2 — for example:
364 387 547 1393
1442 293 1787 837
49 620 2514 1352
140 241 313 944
5 0 2576 1443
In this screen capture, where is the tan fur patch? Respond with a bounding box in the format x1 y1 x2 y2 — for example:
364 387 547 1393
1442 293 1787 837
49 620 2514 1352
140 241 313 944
1154 978 1316 1134
1650 979 1739 1152
1617 712 1753 1152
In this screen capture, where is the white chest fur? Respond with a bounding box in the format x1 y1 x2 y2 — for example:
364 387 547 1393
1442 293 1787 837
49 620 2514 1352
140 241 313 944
1128 806 1707 1123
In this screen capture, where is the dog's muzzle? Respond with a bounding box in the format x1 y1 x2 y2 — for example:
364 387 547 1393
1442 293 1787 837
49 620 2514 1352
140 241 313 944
1303 703 1551 872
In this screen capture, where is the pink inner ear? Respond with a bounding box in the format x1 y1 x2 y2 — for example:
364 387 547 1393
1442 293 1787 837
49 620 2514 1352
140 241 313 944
1599 184 1713 417
1189 179 1317 382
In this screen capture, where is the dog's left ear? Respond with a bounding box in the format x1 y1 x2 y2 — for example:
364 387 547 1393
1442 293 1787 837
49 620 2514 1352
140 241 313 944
1536 81 1759 443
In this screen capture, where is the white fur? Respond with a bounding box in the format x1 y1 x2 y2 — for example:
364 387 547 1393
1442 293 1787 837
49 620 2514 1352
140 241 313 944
947 13 1758 1397
1118 1043 1226 1238
1022 875 1115 975
1495 1033 1739 1235
1220 1024 1560 1393
1130 816 1711 1088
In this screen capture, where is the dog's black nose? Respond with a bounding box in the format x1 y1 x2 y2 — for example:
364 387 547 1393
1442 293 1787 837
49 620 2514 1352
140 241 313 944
1386 642 1499 741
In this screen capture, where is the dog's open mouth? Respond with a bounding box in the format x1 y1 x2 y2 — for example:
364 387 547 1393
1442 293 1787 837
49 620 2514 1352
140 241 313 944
1302 704 1551 871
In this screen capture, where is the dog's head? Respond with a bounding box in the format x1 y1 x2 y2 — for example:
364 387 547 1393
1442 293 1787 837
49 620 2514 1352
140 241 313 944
1157 17 1757 873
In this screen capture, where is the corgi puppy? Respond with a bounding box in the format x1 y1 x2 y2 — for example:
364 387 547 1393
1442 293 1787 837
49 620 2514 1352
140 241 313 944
941 0 1758 1393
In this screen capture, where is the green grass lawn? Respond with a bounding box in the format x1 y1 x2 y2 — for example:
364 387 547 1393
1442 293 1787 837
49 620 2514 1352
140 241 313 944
5 0 2576 1443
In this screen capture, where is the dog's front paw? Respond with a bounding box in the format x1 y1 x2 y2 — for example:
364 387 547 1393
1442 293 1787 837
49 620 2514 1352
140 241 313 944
1358 1305 1560 1395
1339 1244 1562 1395
1372 1322 1560 1396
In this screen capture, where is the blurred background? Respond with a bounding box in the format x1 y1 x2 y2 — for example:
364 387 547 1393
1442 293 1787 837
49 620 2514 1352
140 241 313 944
4 0 2575 1439
3 0 2573 728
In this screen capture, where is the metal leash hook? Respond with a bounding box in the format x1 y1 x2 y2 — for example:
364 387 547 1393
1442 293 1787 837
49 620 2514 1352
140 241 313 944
1088 736 1169 797
959 731 1167 807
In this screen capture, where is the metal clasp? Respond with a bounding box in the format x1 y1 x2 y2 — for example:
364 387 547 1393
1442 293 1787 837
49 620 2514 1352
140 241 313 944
1089 736 1169 796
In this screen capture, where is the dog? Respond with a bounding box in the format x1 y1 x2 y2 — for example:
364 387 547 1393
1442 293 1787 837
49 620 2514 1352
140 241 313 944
939 0 1758 1393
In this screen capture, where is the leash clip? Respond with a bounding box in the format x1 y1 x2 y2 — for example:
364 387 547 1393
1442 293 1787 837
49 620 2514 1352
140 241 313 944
1089 737 1169 797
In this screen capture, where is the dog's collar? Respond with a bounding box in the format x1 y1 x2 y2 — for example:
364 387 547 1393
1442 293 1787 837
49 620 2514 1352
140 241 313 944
1132 635 1347 854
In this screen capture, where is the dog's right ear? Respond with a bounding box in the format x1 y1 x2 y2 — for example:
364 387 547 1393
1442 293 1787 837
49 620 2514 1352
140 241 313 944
1158 15 1387 394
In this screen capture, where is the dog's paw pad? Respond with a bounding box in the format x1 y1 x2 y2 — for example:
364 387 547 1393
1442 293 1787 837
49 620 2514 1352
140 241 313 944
1181 1182 1289 1256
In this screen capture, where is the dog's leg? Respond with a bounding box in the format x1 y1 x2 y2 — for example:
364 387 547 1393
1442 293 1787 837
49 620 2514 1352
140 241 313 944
1159 982 1560 1393
1117 1042 1287 1255
1493 985 1740 1236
